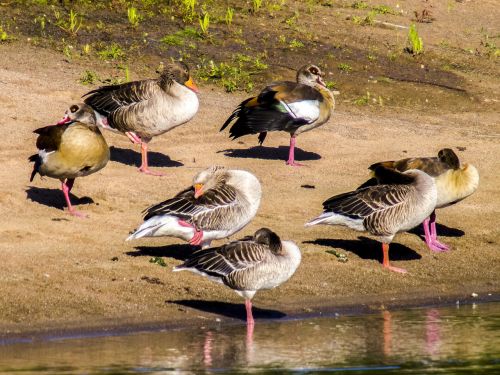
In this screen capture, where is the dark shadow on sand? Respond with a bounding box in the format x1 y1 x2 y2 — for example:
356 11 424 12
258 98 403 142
218 145 321 162
125 244 197 261
409 223 465 238
110 146 183 168
26 186 94 210
304 236 421 262
169 299 286 321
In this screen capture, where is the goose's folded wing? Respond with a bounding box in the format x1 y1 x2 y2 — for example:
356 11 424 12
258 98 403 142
143 184 239 230
369 157 446 177
34 124 68 152
179 241 268 278
323 185 413 220
83 80 157 116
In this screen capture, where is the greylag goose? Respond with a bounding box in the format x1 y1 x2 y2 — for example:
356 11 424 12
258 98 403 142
306 167 437 273
359 149 479 252
127 166 261 248
29 103 110 217
174 228 301 325
220 64 335 166
82 61 199 176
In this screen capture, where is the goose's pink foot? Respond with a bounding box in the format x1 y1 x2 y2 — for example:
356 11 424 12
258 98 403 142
138 141 165 176
178 220 203 246
138 166 165 176
286 136 305 167
61 179 87 219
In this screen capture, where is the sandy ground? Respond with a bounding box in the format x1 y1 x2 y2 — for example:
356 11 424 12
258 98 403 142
0 43 499 338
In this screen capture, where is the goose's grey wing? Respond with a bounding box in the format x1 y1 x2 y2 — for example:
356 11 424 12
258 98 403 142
176 240 268 278
143 184 239 230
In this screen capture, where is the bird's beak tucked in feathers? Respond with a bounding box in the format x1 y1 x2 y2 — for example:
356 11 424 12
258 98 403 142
57 115 72 125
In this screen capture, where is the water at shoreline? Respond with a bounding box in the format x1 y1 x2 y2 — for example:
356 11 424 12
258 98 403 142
1 302 499 374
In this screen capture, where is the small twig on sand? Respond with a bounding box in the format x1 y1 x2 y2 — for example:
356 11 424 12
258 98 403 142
373 20 408 29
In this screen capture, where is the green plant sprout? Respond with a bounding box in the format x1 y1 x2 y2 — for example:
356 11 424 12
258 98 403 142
199 13 210 36
252 0 263 13
407 24 423 55
127 7 142 28
225 7 234 27
57 9 82 36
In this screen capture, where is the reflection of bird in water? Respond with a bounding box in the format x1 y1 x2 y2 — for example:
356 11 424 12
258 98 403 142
382 310 392 357
203 331 213 367
425 309 441 356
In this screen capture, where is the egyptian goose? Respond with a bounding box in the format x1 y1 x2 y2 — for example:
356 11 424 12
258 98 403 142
127 166 262 248
174 228 301 326
82 61 199 176
29 103 110 217
359 149 479 252
306 167 437 273
220 64 335 166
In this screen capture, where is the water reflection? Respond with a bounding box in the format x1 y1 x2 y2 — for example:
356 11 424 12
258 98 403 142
0 303 498 373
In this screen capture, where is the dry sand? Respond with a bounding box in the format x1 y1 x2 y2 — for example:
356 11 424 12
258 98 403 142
0 43 499 339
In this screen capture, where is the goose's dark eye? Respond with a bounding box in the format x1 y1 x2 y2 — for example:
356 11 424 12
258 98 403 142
70 105 79 113
310 67 318 75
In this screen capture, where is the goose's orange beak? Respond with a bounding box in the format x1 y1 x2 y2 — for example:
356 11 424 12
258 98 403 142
194 183 204 198
185 76 199 93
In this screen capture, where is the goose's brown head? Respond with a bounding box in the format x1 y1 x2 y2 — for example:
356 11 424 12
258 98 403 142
160 61 199 93
254 228 282 254
297 64 326 88
59 103 97 126
438 148 460 170
192 166 227 199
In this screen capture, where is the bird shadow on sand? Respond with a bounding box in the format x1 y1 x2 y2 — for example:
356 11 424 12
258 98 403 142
218 145 321 162
110 146 183 168
26 186 94 210
125 244 197 261
409 223 465 238
304 237 421 262
168 299 286 321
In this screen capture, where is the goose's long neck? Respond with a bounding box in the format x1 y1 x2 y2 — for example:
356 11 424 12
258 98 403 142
228 171 262 209
435 164 479 207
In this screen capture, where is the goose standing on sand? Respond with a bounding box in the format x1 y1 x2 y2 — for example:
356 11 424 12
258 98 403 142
306 167 437 273
29 103 110 217
82 61 199 176
174 228 301 326
220 64 335 166
127 166 262 248
359 149 479 252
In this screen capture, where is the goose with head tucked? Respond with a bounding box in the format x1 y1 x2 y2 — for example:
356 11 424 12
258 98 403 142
220 64 335 166
306 167 437 273
358 148 479 252
28 103 110 217
174 228 301 326
127 166 262 248
82 61 199 176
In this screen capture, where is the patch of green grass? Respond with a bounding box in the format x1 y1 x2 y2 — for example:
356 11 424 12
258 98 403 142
0 26 10 42
79 70 100 85
326 249 348 262
289 39 304 49
352 10 376 25
160 27 200 47
337 62 352 73
161 34 184 46
352 1 368 9
98 43 125 60
373 5 396 14
252 0 263 13
149 257 166 267
325 81 337 90
406 23 423 55
180 0 196 22
354 91 370 105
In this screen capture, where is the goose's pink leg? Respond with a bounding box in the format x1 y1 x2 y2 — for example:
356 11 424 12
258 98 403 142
429 211 450 251
382 243 407 273
423 212 449 252
178 220 204 246
286 136 304 167
138 141 165 176
125 131 141 144
245 299 255 326
61 179 86 218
